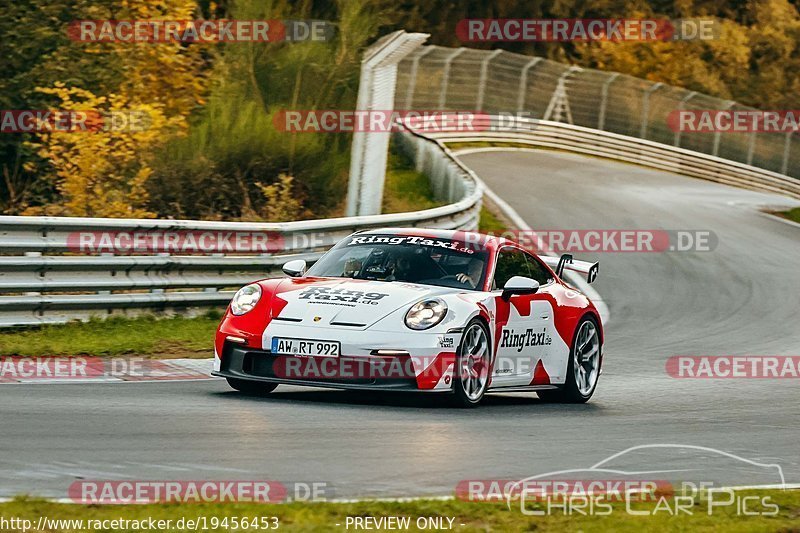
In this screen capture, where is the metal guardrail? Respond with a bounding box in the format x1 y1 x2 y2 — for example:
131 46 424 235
427 116 800 200
0 128 482 327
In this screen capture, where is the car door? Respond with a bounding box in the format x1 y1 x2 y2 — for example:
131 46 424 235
522 251 564 385
489 246 554 387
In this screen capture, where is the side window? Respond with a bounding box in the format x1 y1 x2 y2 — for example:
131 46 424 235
492 248 531 290
525 253 555 285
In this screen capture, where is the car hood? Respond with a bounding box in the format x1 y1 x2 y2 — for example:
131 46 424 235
266 277 456 329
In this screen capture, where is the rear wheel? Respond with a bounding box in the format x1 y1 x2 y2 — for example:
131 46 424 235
537 316 601 403
226 378 278 396
451 319 491 407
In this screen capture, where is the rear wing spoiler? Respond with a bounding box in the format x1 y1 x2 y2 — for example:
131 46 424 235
541 254 598 283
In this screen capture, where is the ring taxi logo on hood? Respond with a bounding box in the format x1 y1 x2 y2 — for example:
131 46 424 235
298 286 389 305
348 235 475 254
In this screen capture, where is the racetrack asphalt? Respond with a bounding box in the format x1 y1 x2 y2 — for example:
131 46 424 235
1 149 799 500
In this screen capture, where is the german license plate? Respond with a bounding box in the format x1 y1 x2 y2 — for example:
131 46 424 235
271 337 340 357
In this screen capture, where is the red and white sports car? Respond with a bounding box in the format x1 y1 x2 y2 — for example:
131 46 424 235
213 228 603 406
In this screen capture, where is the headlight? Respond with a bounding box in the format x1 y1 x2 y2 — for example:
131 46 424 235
230 283 262 315
405 298 447 330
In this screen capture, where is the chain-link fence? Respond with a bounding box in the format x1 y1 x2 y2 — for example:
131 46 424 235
395 45 798 178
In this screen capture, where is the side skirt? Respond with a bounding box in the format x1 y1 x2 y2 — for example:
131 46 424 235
486 384 560 393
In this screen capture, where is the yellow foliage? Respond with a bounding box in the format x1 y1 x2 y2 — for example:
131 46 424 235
256 174 303 222
25 0 205 217
24 87 166 218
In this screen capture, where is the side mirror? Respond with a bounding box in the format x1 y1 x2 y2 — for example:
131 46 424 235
501 276 539 301
282 259 307 277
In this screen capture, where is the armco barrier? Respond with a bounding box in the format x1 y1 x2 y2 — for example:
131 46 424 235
0 127 482 327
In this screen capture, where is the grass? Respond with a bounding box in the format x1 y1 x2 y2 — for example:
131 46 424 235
1 489 799 532
773 207 800 224
0 312 221 358
382 168 444 213
382 151 445 214
478 206 507 233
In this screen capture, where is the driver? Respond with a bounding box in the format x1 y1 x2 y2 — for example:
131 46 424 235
455 258 483 289
342 258 362 277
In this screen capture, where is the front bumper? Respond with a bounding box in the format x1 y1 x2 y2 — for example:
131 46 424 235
213 342 453 392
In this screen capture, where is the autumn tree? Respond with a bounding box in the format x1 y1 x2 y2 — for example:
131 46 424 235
12 0 206 217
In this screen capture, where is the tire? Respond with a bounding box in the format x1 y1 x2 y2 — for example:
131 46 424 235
537 315 601 403
451 319 492 407
226 377 278 396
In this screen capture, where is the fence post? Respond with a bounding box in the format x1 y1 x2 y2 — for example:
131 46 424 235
640 83 663 139
544 66 581 123
475 49 502 111
346 31 429 217
674 91 696 147
597 73 620 131
438 48 466 109
516 57 543 113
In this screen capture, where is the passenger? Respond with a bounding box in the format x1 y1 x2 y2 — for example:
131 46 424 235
387 255 413 281
342 258 362 277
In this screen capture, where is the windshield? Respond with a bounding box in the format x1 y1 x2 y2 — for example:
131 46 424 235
306 234 489 290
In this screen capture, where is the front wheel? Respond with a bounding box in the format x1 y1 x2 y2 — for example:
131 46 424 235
226 377 278 396
538 316 601 403
451 319 491 407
